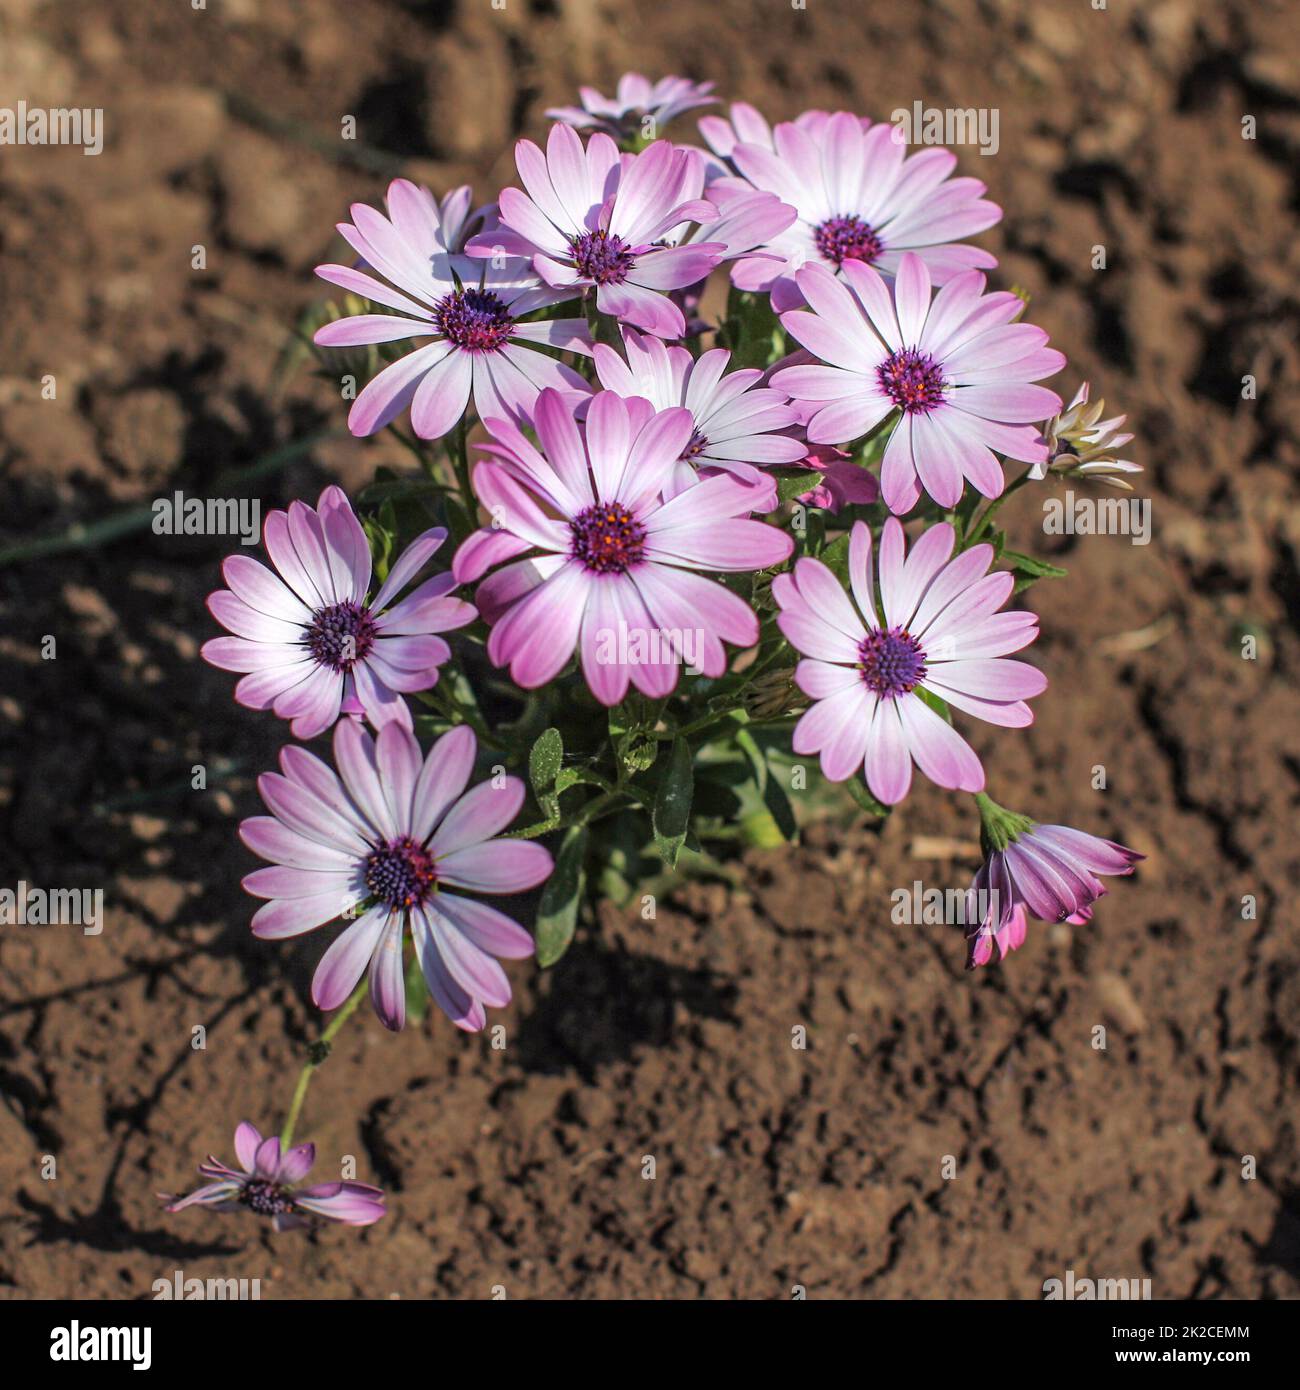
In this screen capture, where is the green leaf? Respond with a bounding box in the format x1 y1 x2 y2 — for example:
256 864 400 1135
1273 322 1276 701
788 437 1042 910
535 825 588 968
737 729 797 841
1001 547 1067 596
528 727 563 818
774 467 824 503
362 512 394 581
1001 548 1067 579
818 532 852 586
652 737 695 868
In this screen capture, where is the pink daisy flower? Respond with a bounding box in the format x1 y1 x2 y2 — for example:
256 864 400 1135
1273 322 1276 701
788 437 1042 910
452 388 794 705
964 821 1142 968
313 178 592 440
242 720 551 1033
592 326 805 499
202 486 475 738
465 125 726 339
773 518 1046 805
163 1121 385 1230
546 72 717 138
723 111 1000 308
772 255 1066 514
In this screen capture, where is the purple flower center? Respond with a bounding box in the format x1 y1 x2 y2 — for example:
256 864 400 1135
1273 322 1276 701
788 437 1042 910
240 1180 295 1217
569 229 636 286
681 430 709 461
434 288 514 352
364 835 438 910
858 625 927 698
814 214 885 269
877 348 948 415
569 501 647 574
306 600 377 672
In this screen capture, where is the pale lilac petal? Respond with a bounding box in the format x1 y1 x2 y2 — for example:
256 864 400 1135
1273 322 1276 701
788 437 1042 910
410 724 477 844
425 900 513 1008
348 343 452 437
251 891 353 940
257 772 370 854
233 1122 262 1174
332 719 400 841
243 865 355 900
895 693 984 793
410 347 473 440
430 778 526 857
311 905 387 1011
221 554 310 623
864 699 913 805
370 527 449 612
432 892 536 960
436 839 554 894
411 905 487 1031
368 912 407 1031
277 1143 316 1185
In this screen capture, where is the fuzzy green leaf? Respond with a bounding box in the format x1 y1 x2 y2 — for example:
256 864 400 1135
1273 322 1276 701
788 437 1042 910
652 737 695 869
529 727 564 818
535 825 588 968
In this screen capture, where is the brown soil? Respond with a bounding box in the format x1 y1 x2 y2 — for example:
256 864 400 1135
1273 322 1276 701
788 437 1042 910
2 0 1300 1300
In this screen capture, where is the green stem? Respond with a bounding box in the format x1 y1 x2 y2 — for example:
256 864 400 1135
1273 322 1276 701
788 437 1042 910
965 470 1032 549
508 788 634 840
280 979 368 1149
451 417 474 507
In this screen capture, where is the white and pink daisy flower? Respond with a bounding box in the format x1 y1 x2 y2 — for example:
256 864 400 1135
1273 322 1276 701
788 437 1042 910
723 111 1000 308
202 485 475 739
964 819 1143 968
242 720 552 1033
313 178 592 440
546 72 717 138
592 326 805 499
164 1121 386 1230
773 255 1066 514
465 125 726 339
773 517 1046 806
453 388 794 704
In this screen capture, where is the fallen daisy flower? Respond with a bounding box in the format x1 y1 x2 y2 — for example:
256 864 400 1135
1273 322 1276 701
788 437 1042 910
163 1121 386 1230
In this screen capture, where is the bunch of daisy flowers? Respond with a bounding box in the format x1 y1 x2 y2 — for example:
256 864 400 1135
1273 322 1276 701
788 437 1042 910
169 73 1145 1232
